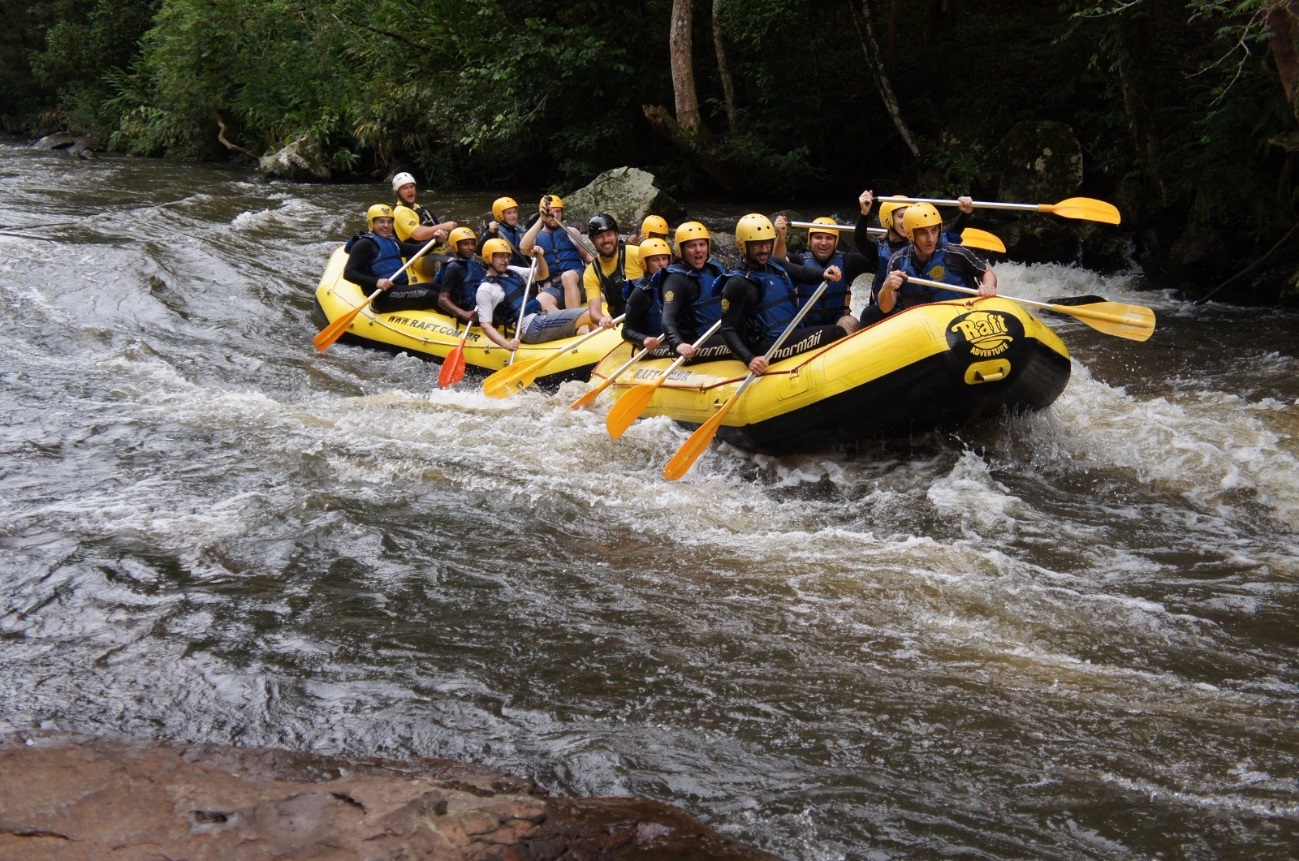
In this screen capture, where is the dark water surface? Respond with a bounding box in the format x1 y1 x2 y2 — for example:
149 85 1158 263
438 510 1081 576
2 143 1297 859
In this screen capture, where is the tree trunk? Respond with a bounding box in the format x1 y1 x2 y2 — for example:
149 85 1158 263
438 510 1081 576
670 0 703 137
1268 2 1299 123
851 0 921 160
713 0 738 132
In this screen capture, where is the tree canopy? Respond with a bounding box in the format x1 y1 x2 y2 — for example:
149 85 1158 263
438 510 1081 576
2 0 1297 299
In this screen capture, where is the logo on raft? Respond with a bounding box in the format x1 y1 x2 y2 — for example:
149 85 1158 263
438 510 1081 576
946 309 1019 358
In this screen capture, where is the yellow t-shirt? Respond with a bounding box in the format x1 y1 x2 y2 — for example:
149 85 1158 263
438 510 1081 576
582 243 644 304
392 203 428 242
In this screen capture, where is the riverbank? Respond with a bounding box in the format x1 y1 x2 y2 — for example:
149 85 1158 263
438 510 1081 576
0 731 777 860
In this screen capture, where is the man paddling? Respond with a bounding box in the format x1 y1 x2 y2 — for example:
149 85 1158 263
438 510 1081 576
659 221 733 364
621 237 675 357
878 203 997 315
434 227 483 325
343 204 444 314
719 213 847 375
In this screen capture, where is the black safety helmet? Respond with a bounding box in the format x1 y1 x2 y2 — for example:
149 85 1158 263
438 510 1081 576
587 213 619 237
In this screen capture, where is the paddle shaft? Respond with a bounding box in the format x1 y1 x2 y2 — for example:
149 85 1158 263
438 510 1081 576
506 257 541 366
787 221 1005 253
605 321 725 438
906 276 1133 326
571 346 649 410
876 196 1120 224
732 279 830 399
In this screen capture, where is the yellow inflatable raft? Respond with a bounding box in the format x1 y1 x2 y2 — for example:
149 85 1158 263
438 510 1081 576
314 246 623 385
590 297 1072 454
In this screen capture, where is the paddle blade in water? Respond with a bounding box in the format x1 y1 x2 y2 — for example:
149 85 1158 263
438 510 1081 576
438 343 467 388
663 393 740 480
313 303 365 351
606 383 659 439
481 356 549 398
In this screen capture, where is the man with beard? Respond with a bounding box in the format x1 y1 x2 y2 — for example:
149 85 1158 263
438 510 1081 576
520 194 592 312
391 172 458 281
718 213 846 375
582 213 643 329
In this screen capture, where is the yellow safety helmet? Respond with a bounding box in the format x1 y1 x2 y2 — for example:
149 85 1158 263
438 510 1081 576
640 215 670 239
540 194 564 212
674 221 711 250
448 226 477 248
492 196 519 222
481 238 513 260
366 204 394 229
638 237 673 262
808 216 840 244
901 203 943 240
735 213 776 249
878 197 909 232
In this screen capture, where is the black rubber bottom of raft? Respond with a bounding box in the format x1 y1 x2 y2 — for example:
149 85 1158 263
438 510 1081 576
710 337 1072 456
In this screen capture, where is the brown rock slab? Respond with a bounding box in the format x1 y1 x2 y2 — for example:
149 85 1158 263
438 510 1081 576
0 731 779 860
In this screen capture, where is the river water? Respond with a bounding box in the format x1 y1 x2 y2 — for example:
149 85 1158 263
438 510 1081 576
2 141 1297 859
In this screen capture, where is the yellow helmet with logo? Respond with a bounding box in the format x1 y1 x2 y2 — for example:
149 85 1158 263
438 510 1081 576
640 215 670 239
638 237 673 262
366 204 394 229
481 238 513 260
878 197 909 232
492 196 518 222
808 216 840 244
901 203 942 240
735 213 776 249
540 194 564 212
674 221 710 250
449 226 477 248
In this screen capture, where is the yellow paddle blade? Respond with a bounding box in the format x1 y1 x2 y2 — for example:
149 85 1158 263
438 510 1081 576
1048 300 1155 341
663 393 741 481
481 356 549 398
1041 197 1121 224
958 228 1006 253
569 380 609 411
606 383 660 440
313 302 366 351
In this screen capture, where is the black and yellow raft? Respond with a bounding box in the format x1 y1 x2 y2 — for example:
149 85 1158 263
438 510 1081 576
590 297 1072 455
314 246 622 385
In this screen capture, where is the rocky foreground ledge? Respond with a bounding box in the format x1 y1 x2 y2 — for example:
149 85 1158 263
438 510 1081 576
0 732 780 860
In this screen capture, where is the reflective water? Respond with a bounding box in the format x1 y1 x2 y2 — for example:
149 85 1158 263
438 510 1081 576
2 142 1297 859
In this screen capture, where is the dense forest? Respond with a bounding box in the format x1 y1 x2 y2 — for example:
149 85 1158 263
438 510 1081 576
3 0 1297 302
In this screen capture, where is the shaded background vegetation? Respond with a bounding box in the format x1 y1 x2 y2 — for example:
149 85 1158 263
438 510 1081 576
3 0 1297 301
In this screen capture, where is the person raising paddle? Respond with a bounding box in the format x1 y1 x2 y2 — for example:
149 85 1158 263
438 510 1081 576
878 203 996 316
520 194 592 313
773 214 870 334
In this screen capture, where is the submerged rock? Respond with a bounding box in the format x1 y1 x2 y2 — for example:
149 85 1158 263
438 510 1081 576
0 731 779 860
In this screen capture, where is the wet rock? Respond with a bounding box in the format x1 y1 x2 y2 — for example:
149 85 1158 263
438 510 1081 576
999 215 1080 265
563 167 687 235
1165 227 1233 291
31 133 76 151
259 135 331 182
0 731 779 860
987 121 1083 202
